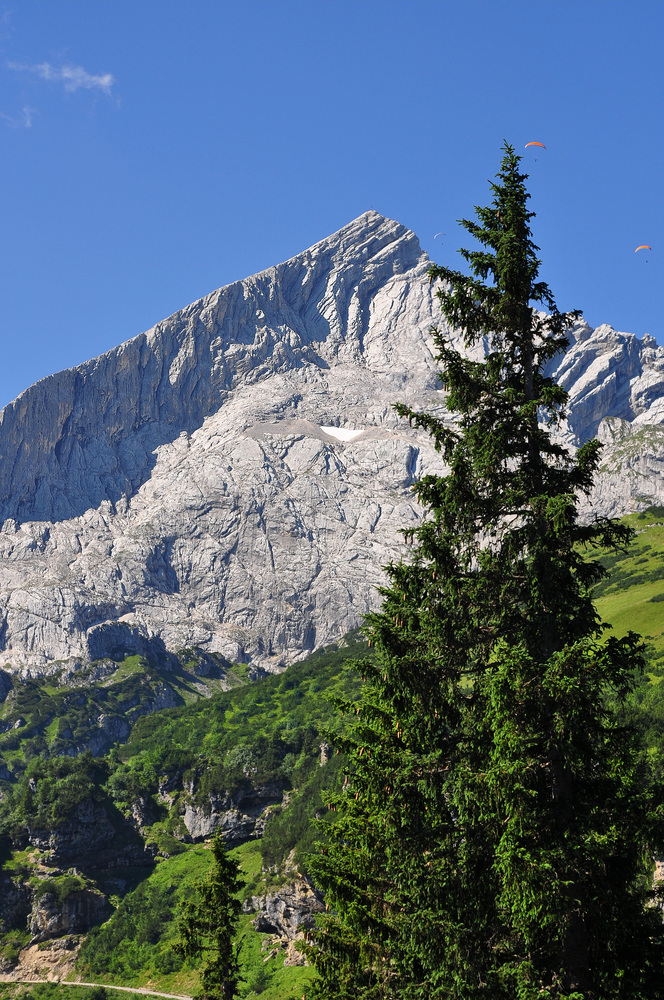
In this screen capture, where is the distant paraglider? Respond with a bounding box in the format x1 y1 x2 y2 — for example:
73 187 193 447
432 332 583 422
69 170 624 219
524 141 546 161
434 232 446 240
635 245 652 253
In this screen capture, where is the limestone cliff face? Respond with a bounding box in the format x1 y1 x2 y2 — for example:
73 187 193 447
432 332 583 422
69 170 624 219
28 888 110 944
0 211 662 674
249 875 324 966
24 799 153 868
181 784 282 845
0 875 31 936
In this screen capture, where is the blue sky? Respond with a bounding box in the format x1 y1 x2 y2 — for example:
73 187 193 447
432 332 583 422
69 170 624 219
0 0 661 409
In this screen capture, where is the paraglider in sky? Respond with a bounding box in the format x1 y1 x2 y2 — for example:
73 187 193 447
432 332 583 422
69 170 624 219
434 232 446 239
635 245 652 253
525 142 546 149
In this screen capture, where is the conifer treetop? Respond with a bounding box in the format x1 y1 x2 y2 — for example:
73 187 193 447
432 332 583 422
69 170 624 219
430 141 578 367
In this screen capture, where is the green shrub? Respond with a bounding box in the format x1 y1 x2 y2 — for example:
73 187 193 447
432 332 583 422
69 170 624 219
153 947 184 974
33 874 87 903
0 928 29 967
78 878 178 976
1 753 108 835
247 965 273 995
261 752 345 871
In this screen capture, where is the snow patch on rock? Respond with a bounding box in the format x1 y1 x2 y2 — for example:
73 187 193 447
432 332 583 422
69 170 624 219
319 425 365 442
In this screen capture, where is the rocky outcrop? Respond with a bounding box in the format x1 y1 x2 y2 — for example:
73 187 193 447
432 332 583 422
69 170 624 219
250 876 324 937
0 871 108 971
0 875 31 934
182 784 283 845
27 800 116 865
246 871 325 966
0 872 109 981
0 936 81 981
28 888 110 944
0 211 661 675
26 799 153 868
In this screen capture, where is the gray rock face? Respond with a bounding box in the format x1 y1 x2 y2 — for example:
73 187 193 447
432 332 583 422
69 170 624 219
26 799 152 868
547 323 664 518
0 876 31 935
247 865 325 966
0 211 662 675
182 784 283 845
27 800 116 864
28 888 110 944
251 877 324 939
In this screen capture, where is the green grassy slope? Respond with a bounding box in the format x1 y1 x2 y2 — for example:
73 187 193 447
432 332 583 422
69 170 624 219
589 506 664 775
3 511 664 1000
593 506 664 666
75 840 315 1000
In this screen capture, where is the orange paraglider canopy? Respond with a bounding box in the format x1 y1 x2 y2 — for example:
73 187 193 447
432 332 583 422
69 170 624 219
635 245 652 252
525 142 546 149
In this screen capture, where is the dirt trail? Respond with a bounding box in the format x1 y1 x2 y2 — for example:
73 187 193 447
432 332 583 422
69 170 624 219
2 980 191 1000
70 984 191 999
0 936 192 999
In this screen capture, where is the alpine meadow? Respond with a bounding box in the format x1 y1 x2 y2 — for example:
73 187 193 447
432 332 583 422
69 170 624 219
304 144 664 1000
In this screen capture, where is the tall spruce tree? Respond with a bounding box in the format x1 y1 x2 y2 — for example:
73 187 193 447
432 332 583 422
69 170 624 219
305 143 664 1000
176 832 244 1000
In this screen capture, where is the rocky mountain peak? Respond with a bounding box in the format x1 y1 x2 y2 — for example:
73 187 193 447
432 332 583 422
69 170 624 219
0 214 661 675
0 211 429 527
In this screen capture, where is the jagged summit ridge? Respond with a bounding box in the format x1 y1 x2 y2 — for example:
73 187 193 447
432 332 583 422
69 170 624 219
0 212 662 674
0 211 427 525
0 212 446 671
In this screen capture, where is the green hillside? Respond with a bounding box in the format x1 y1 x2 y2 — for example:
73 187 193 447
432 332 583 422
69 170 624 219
2 510 664 999
75 839 317 1000
591 506 664 775
0 637 363 998
0 650 240 778
593 506 664 664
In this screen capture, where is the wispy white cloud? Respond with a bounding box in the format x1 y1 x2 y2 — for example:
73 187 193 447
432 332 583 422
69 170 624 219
0 8 12 40
8 60 115 95
1 105 36 128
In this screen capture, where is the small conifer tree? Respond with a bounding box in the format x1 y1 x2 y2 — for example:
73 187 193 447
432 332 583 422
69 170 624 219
177 831 244 1000
305 143 664 999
